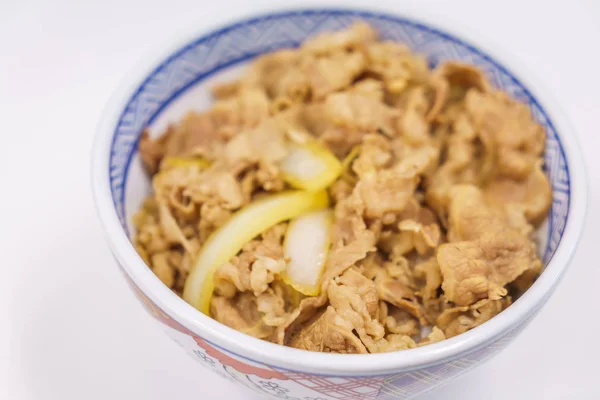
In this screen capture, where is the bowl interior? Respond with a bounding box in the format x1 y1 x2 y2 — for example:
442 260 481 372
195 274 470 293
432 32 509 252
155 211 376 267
109 10 570 269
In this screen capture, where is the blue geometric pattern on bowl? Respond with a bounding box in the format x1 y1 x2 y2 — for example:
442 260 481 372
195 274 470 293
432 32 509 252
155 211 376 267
108 9 570 265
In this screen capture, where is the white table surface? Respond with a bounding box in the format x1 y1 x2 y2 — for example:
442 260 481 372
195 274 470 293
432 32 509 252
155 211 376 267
2 0 599 399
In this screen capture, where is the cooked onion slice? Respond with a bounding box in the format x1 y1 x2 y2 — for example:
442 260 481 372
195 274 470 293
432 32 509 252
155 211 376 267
280 141 342 191
282 209 333 296
183 190 329 315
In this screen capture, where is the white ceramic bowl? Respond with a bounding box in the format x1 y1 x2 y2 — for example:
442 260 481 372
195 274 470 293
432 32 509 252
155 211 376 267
91 7 587 399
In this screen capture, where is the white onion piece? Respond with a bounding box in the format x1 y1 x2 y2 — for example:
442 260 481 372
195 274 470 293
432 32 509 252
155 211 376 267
283 209 333 295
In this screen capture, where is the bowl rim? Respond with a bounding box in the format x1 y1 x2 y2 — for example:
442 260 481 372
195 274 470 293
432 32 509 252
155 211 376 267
91 4 588 375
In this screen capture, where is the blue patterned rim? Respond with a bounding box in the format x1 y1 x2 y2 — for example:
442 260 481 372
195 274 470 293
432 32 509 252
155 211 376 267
108 9 570 272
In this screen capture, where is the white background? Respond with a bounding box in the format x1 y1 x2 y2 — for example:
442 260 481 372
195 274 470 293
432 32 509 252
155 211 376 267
2 0 599 399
